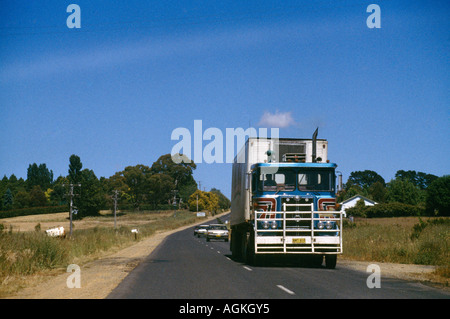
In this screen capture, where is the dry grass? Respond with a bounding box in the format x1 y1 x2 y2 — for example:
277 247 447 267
0 210 205 297
343 217 450 286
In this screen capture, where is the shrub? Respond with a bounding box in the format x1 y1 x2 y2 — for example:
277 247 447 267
365 202 424 218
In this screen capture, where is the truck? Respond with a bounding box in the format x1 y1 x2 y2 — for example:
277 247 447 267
230 129 342 268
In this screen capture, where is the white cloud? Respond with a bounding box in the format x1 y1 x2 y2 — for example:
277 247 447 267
258 111 295 128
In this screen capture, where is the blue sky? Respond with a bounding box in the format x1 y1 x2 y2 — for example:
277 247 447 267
1 0 449 198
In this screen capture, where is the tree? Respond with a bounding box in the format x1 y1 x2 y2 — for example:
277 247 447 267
210 188 231 210
368 181 387 203
204 191 219 215
188 190 219 214
27 163 53 190
13 189 31 208
120 165 152 209
426 175 450 216
3 188 13 209
68 154 83 184
188 190 209 212
29 185 47 207
395 170 438 190
51 176 69 205
148 173 175 208
151 153 196 190
346 170 385 192
74 169 105 218
386 178 422 205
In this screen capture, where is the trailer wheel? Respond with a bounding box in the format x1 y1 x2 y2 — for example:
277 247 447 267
325 255 337 269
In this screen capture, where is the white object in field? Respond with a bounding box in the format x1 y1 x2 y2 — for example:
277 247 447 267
46 226 65 237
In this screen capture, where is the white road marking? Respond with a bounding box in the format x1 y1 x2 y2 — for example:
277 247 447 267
277 285 295 295
243 266 253 272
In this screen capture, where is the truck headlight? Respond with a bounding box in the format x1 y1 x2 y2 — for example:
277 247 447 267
262 221 270 229
325 221 333 229
317 221 324 229
270 221 278 229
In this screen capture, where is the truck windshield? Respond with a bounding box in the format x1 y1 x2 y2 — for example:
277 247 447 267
258 168 296 192
298 170 333 191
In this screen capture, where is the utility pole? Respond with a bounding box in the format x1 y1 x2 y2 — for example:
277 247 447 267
112 190 119 229
63 183 81 238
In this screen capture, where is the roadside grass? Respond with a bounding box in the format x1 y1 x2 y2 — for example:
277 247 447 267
343 217 450 285
0 210 204 297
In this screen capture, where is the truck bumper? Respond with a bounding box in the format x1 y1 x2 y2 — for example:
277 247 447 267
255 235 341 254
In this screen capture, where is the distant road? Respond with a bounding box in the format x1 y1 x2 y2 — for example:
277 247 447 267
108 214 449 299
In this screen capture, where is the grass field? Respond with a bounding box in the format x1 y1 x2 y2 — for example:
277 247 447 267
0 212 448 296
343 217 449 282
0 210 206 297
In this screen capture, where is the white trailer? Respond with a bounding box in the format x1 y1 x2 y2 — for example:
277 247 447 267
230 135 342 268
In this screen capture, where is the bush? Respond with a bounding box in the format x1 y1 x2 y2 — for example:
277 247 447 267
365 202 424 218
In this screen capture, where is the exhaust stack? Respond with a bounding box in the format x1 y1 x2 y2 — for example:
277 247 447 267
312 127 318 163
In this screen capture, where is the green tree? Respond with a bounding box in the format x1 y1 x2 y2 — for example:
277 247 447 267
13 189 31 208
386 178 422 205
3 188 13 209
395 170 438 190
151 153 196 190
27 163 53 190
426 175 450 216
29 185 47 207
50 176 69 205
74 169 105 218
148 173 175 208
368 181 387 203
346 170 385 192
120 165 152 209
68 154 83 184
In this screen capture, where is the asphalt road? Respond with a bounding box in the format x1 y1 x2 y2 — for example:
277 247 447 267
108 215 449 299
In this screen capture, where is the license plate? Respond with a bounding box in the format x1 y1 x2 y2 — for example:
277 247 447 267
292 238 305 244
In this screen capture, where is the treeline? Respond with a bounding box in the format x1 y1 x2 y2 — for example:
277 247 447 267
338 170 449 217
0 153 230 219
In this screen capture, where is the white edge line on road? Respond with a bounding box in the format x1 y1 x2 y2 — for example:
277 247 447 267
243 266 253 272
277 285 295 295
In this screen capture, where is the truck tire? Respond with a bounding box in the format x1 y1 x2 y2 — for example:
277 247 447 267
231 230 242 260
325 254 337 269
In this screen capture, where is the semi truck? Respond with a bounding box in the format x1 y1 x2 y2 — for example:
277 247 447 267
230 129 342 268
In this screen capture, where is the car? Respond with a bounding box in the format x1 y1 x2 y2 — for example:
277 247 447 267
195 225 210 237
206 224 229 242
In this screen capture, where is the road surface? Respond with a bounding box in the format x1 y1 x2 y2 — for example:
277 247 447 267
108 215 449 299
